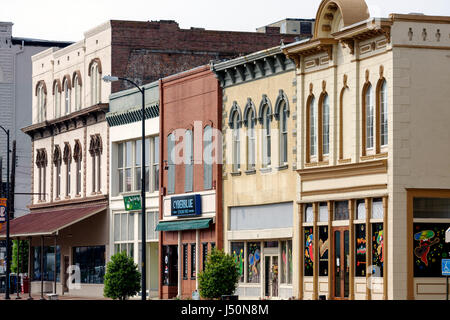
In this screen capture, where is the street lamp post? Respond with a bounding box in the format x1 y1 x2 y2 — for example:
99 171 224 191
103 75 147 300
0 126 10 300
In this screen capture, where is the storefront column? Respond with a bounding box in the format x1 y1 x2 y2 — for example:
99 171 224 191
365 198 372 300
177 231 181 298
298 203 304 300
327 201 333 299
382 196 388 300
40 236 44 300
27 237 32 300
53 236 57 295
349 199 355 300
195 230 200 290
313 202 319 300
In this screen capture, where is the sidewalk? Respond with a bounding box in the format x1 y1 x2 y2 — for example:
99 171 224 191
2 292 111 300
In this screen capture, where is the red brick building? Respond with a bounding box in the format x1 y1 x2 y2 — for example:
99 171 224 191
157 66 222 299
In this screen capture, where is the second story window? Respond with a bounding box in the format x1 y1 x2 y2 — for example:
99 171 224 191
321 94 330 157
379 80 388 147
63 143 71 197
53 145 62 199
167 133 176 195
89 135 102 194
365 84 374 150
246 108 256 171
184 130 193 192
308 96 317 159
53 81 61 119
73 72 82 111
279 101 289 165
261 103 272 168
36 82 46 123
90 60 101 106
74 141 83 196
63 78 71 115
36 149 47 201
203 126 212 190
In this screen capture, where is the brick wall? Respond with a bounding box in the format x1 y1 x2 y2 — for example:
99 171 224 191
110 20 302 92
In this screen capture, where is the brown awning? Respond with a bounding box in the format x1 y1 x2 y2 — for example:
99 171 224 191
0 204 106 238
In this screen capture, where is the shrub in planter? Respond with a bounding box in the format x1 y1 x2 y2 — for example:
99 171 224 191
198 248 240 299
103 251 141 300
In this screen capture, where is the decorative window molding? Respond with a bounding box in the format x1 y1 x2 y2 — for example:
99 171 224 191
242 98 256 127
361 72 374 156
273 89 290 120
228 101 242 129
376 76 388 153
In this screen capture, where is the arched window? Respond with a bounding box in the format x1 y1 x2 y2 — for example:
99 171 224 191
308 96 317 159
74 141 83 195
63 78 71 115
53 81 61 119
90 62 101 105
167 133 176 194
246 108 256 170
73 73 82 111
53 146 62 199
365 84 374 150
63 143 71 196
279 101 288 165
203 126 213 190
321 94 330 156
262 104 272 168
379 80 388 147
36 82 46 122
184 129 193 192
232 112 241 172
36 149 47 201
89 135 102 193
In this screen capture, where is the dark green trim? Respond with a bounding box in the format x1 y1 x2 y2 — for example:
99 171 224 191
106 104 159 127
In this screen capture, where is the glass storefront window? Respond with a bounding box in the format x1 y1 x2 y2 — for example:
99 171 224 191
319 226 329 276
231 242 244 282
73 246 105 284
334 201 349 221
33 246 61 282
319 203 328 222
372 199 383 219
304 204 313 223
355 224 366 277
357 200 366 220
280 241 287 283
304 227 314 276
247 242 261 283
162 245 178 286
372 223 384 277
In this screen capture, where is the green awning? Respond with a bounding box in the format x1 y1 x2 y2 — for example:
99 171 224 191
155 218 212 232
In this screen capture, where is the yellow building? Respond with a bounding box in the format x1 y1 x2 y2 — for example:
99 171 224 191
284 0 450 300
211 46 300 299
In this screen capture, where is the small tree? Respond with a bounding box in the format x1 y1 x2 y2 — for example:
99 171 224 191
198 248 240 299
103 251 141 300
11 240 28 274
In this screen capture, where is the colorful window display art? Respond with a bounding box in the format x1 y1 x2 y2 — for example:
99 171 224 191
372 223 384 277
280 240 293 284
247 242 261 283
304 227 314 276
355 224 366 277
319 226 329 276
231 242 244 282
287 240 293 283
413 223 450 277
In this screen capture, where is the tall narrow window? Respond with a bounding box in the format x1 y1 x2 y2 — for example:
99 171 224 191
74 141 82 196
167 133 175 194
309 97 317 158
380 81 388 147
36 83 46 123
280 102 288 165
73 73 82 111
89 135 102 193
53 146 61 199
53 81 60 119
262 105 271 168
153 136 159 192
36 149 47 201
191 243 196 279
232 113 240 172
247 110 256 170
90 62 101 105
63 79 71 115
63 144 71 197
184 130 193 192
322 94 330 156
365 84 374 150
118 143 124 193
203 126 212 190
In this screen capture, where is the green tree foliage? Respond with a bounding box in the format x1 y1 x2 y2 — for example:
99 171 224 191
103 251 141 300
198 248 240 299
11 240 28 274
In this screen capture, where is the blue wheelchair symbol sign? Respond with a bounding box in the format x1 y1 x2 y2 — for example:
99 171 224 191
442 259 450 276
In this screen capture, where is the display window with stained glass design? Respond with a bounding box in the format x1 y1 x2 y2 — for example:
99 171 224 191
355 224 366 277
280 240 293 284
304 227 314 276
372 223 384 277
413 223 450 277
231 242 245 282
247 242 261 283
318 226 329 276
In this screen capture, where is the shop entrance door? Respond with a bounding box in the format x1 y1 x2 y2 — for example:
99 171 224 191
332 227 349 300
264 255 279 298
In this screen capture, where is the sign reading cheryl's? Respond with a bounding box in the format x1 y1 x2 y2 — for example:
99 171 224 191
171 195 202 217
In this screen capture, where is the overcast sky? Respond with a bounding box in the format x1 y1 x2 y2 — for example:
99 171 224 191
2 0 450 42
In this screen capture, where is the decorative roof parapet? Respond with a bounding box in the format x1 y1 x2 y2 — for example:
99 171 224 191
106 103 159 127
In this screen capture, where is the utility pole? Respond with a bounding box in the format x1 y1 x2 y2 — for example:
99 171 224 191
9 141 15 220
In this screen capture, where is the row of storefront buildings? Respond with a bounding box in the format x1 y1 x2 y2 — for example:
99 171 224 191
1 0 450 300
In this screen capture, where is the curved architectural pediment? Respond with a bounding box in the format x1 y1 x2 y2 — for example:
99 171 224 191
314 0 370 38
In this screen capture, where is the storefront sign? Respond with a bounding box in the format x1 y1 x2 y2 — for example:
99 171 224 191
0 198 6 223
171 195 202 217
123 195 142 211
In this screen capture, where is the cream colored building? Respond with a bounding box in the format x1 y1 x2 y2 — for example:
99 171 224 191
284 0 450 300
211 47 299 299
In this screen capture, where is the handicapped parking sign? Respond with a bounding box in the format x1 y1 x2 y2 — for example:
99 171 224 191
442 259 450 276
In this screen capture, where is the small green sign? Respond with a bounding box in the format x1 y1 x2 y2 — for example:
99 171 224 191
123 195 142 211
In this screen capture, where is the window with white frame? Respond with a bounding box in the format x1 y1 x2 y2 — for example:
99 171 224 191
322 94 330 156
262 104 271 168
365 84 374 150
37 83 46 123
74 141 82 196
167 133 175 195
309 97 317 157
113 212 135 257
63 78 71 115
53 82 60 119
90 62 101 105
36 149 47 201
380 80 388 147
246 109 256 170
63 144 71 197
74 74 81 111
89 135 102 193
232 112 241 172
184 130 193 192
203 126 212 189
53 146 62 199
279 101 288 165
116 137 158 195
